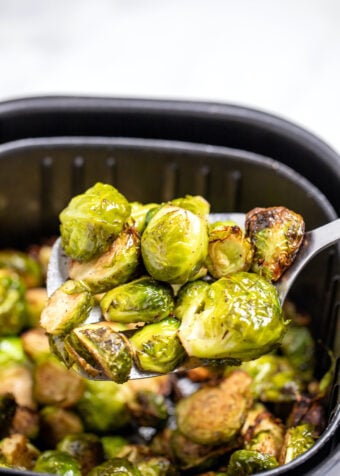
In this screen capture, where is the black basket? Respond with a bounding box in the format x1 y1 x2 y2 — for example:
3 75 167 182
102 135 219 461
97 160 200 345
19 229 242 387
0 136 339 476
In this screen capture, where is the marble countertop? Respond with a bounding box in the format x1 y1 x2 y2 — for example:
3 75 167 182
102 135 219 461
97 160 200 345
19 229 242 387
0 0 339 153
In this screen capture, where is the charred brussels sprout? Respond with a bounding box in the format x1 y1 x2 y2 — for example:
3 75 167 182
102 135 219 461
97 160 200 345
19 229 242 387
88 457 142 476
225 449 278 475
171 194 210 218
176 370 252 445
205 222 254 278
33 450 82 475
60 182 131 262
130 317 186 373
101 277 175 324
178 272 287 361
245 206 305 281
141 205 208 284
65 322 132 383
69 226 141 294
0 270 27 336
279 424 315 464
0 433 40 470
40 280 95 335
0 250 43 288
57 433 104 475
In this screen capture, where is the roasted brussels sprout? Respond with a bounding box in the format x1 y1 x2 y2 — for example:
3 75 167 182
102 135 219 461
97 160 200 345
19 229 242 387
101 276 175 324
69 226 141 294
57 433 104 475
176 370 252 445
141 204 208 284
88 457 142 475
136 455 178 476
245 206 305 281
225 449 278 475
130 317 186 374
127 389 169 428
33 449 82 475
101 436 130 460
0 433 40 470
21 328 51 363
0 270 27 336
279 424 315 464
0 336 26 366
178 272 287 361
64 322 132 383
0 250 43 288
205 222 254 278
60 182 131 262
0 363 34 409
171 194 210 218
40 280 95 335
39 406 84 448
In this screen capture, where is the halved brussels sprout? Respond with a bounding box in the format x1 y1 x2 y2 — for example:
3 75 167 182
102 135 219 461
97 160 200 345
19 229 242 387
245 206 305 281
0 270 27 336
0 250 43 288
225 449 278 475
176 370 252 445
40 280 95 335
171 195 210 218
64 322 132 384
60 182 131 262
178 272 287 361
130 317 187 374
141 205 208 284
69 226 141 294
33 449 82 475
279 424 315 464
205 222 254 278
101 276 175 324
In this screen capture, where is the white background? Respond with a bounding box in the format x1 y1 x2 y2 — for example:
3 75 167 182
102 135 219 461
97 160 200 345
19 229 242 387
1 0 340 153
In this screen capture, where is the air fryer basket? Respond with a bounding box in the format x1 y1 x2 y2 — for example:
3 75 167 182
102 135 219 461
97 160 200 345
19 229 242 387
0 137 339 476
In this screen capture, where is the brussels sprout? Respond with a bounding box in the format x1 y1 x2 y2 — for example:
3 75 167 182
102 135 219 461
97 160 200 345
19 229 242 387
281 325 315 382
171 195 210 218
39 406 84 448
0 336 26 366
33 358 85 407
48 333 75 369
141 205 208 284
101 436 130 460
76 380 132 433
245 206 305 281
25 287 48 328
0 270 27 336
88 457 142 475
0 433 40 470
241 354 303 402
175 280 211 320
279 424 315 464
136 455 178 476
130 202 159 233
69 226 141 294
176 370 252 445
225 449 278 475
178 272 287 361
127 389 169 428
60 182 131 261
130 317 187 374
64 322 132 383
40 280 95 335
0 250 43 288
101 276 175 324
33 450 82 475
0 394 17 438
0 363 34 409
10 406 40 440
57 433 104 475
205 222 254 278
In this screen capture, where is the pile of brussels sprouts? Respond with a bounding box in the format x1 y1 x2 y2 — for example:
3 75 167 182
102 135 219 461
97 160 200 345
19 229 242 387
0 182 333 475
40 182 307 384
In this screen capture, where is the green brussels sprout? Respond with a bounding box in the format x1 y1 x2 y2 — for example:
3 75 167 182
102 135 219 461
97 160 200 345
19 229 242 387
225 449 278 475
241 354 303 402
130 202 159 233
279 424 315 464
0 336 26 366
88 457 142 476
0 250 43 288
130 317 187 374
101 436 130 460
57 433 104 475
205 222 254 278
0 433 40 470
64 322 132 384
175 280 210 320
25 287 48 327
39 406 84 448
281 325 315 382
178 272 287 361
60 182 131 261
171 195 210 218
76 380 132 433
40 280 95 335
101 276 175 324
69 226 141 294
141 205 208 284
245 206 305 281
0 270 27 336
176 370 252 445
33 450 82 475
